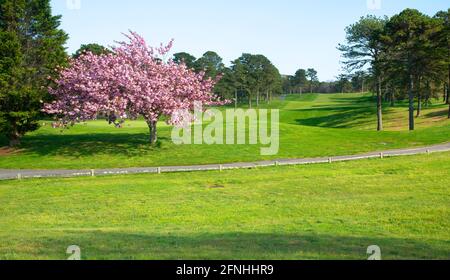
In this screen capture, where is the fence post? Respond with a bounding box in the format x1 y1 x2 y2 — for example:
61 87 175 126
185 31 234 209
90 169 95 177
17 173 22 180
380 153 384 159
328 157 332 164
157 167 161 174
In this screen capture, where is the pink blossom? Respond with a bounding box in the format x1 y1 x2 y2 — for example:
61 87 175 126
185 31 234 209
44 32 228 142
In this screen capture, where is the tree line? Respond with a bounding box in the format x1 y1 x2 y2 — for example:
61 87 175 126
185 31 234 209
174 51 278 108
75 46 374 96
339 8 450 131
76 45 331 107
172 51 284 108
172 52 375 102
170 53 379 103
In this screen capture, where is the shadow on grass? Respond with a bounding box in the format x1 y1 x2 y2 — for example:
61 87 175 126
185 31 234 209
291 95 418 129
292 106 375 128
3 133 170 157
2 231 448 260
328 95 376 105
288 95 378 128
425 109 450 118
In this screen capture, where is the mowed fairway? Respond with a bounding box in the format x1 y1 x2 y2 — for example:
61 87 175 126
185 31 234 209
0 93 449 169
0 152 449 260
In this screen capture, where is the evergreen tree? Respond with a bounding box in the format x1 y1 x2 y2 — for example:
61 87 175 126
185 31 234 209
338 15 387 131
383 9 435 130
306 68 319 93
0 0 68 146
434 9 450 118
73 43 111 59
173 52 197 69
194 51 224 79
292 69 308 93
231 53 282 108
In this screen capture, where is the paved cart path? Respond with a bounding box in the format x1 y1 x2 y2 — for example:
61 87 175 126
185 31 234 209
1 142 450 181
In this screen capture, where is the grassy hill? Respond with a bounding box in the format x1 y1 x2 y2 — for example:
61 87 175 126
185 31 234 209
0 93 449 169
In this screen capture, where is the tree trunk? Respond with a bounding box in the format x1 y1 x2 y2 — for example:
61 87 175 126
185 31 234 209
256 90 260 107
447 57 450 104
390 90 395 107
147 120 158 145
9 136 20 147
384 84 389 102
444 83 448 103
416 77 422 117
8 122 21 147
416 92 421 117
248 92 252 109
446 83 449 105
235 89 238 109
408 74 415 131
376 76 383 131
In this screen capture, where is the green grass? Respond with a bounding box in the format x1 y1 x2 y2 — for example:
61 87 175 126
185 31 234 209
0 93 449 169
0 152 449 260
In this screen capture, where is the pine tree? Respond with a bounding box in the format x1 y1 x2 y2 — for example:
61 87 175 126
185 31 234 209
383 9 432 130
0 0 68 146
73 43 111 59
434 9 450 118
338 15 387 131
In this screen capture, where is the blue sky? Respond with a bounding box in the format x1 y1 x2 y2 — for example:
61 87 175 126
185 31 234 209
52 0 448 80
